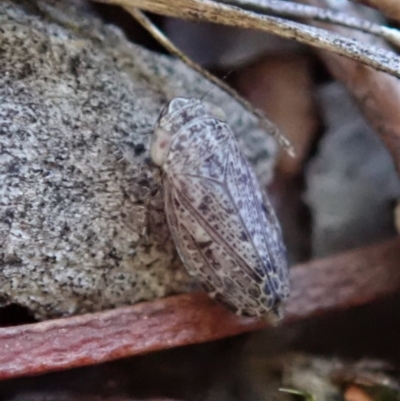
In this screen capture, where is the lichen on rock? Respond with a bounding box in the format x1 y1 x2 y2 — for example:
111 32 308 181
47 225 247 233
0 0 278 319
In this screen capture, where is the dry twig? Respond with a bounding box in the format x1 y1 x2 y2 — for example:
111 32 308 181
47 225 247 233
221 0 400 46
92 0 400 79
1 238 399 381
128 7 294 154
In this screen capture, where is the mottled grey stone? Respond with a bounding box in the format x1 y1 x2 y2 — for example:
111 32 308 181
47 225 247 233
0 0 277 319
305 83 400 258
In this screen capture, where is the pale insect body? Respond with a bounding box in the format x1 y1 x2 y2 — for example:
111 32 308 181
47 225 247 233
151 97 289 320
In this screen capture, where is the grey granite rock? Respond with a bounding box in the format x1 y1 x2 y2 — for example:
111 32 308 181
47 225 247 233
0 0 278 319
305 83 400 258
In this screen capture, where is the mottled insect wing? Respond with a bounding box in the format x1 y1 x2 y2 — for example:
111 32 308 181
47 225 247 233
226 137 290 299
161 102 289 319
164 177 263 315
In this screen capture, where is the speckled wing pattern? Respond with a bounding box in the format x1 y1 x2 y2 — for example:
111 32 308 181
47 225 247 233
161 99 289 318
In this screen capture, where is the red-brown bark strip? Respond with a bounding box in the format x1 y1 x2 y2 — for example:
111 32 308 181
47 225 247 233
0 238 400 381
286 238 400 318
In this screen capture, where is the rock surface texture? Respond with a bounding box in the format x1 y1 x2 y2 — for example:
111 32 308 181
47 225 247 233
305 83 400 257
0 0 277 319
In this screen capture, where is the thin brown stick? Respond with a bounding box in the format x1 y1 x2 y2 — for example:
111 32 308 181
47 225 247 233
1 238 400 381
221 0 400 46
92 0 400 79
128 7 294 155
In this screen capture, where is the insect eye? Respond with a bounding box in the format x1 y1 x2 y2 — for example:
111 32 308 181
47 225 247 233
150 127 172 166
157 98 190 125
